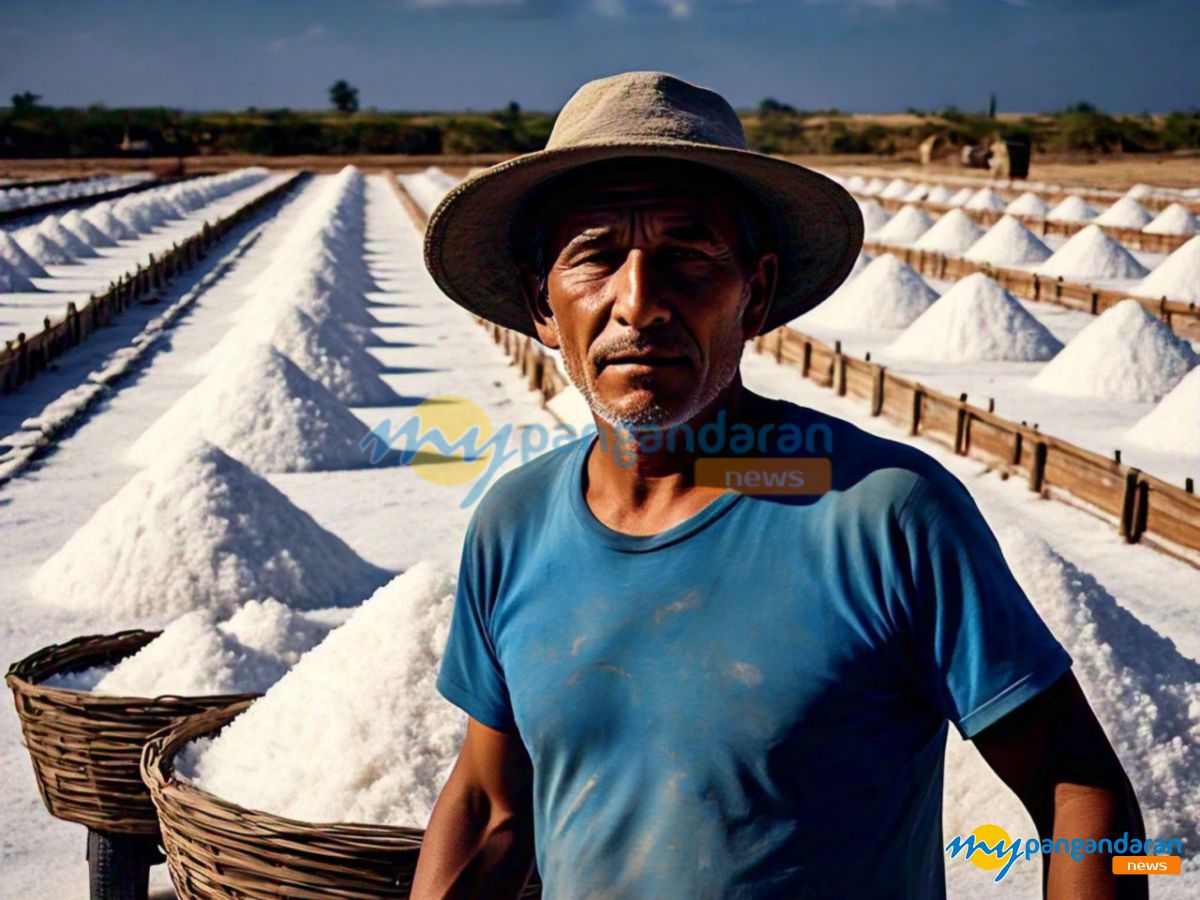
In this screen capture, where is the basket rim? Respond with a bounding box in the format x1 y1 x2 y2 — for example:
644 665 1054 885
6 628 260 708
142 701 427 841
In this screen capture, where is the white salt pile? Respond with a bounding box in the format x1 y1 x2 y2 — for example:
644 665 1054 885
963 215 1052 266
398 167 460 218
926 185 955 205
869 204 934 246
1134 235 1200 303
59 208 116 248
995 528 1200 854
1143 202 1200 236
0 231 47 278
856 199 889 237
887 272 1062 362
1037 224 1149 280
39 217 95 258
963 187 1005 212
879 178 911 200
129 345 370 472
945 187 975 207
1029 299 1197 401
83 201 138 241
197 305 395 406
33 440 388 619
190 562 464 828
14 226 72 266
0 260 36 292
901 182 930 203
1094 197 1154 230
1004 191 1050 218
844 175 866 193
1047 195 1098 223
913 208 986 255
860 177 886 196
799 253 937 330
843 250 872 281
1125 368 1200 457
49 601 337 697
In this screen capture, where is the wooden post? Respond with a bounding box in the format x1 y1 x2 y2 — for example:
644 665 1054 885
1119 470 1139 543
1029 441 1047 494
1090 291 1099 315
1033 274 1040 302
954 392 968 454
910 387 922 436
870 366 884 417
801 341 812 378
833 340 846 396
773 328 783 364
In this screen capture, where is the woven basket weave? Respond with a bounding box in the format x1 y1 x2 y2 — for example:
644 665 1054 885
142 701 543 898
6 629 260 835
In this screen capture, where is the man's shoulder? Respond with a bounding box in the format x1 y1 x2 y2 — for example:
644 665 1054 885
468 433 588 536
764 395 966 517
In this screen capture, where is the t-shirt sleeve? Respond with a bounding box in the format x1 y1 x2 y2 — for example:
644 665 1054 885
436 516 517 733
894 472 1072 740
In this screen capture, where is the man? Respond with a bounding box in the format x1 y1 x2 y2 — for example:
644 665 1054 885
412 71 1145 899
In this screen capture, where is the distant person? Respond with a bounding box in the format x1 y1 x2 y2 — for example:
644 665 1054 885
411 71 1145 899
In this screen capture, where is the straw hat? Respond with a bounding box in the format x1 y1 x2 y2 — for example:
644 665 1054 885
424 70 863 338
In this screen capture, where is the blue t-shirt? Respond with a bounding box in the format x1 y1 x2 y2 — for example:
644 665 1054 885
437 397 1072 899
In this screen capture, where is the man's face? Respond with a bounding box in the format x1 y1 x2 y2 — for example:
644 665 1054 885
526 164 776 429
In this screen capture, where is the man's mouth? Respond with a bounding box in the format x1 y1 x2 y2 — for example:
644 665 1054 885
602 350 690 368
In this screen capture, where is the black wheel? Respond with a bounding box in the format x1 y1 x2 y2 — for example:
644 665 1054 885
86 829 158 900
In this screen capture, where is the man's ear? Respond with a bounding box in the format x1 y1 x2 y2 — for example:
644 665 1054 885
518 262 561 349
742 252 779 340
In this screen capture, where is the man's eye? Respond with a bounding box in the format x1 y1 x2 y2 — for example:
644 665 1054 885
666 247 707 261
577 250 622 267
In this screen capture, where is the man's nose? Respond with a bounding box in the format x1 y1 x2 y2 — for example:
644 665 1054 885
612 248 671 330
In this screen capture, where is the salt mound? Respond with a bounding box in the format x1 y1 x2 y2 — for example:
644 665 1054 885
945 187 974 207
800 254 937 329
129 345 370 472
1126 368 1200 456
912 208 986 254
860 177 886 196
1094 197 1153 230
856 199 889 236
59 208 116 248
1047 195 1098 223
1143 202 1200 236
1005 191 1050 218
0 261 36 292
39 217 95 257
32 440 388 619
844 175 865 193
964 188 1005 212
198 306 395 406
92 600 333 696
0 232 47 278
869 204 934 245
1029 299 1197 401
14 227 72 265
879 178 911 200
926 185 955 205
191 562 463 828
994 528 1200 851
887 273 1062 362
901 183 930 203
1037 224 1149 280
84 201 138 241
963 215 1052 266
1135 235 1200 302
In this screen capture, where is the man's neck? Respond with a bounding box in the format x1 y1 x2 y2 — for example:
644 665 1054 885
583 373 764 536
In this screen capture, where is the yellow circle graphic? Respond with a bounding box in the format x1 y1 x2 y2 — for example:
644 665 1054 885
408 394 494 486
968 824 1012 871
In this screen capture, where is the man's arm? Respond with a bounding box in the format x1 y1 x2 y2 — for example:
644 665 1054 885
411 717 536 900
973 671 1147 900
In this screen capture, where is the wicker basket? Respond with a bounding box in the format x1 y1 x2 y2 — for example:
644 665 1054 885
6 629 260 835
142 701 543 898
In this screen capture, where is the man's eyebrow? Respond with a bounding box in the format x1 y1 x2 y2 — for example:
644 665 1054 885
559 226 620 255
660 222 728 244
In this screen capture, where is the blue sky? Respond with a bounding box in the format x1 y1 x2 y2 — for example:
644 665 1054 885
1 0 1196 113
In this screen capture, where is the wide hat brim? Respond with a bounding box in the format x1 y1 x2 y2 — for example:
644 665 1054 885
424 139 864 339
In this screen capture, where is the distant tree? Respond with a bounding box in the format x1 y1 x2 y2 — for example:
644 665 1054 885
11 91 42 116
498 100 521 128
987 93 996 119
328 80 360 114
758 97 796 117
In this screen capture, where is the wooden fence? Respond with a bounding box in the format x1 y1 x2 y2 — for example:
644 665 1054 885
0 172 306 395
861 241 1200 342
387 172 1200 566
754 326 1200 565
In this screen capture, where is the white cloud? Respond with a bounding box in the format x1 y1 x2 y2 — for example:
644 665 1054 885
662 0 695 17
268 23 326 54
